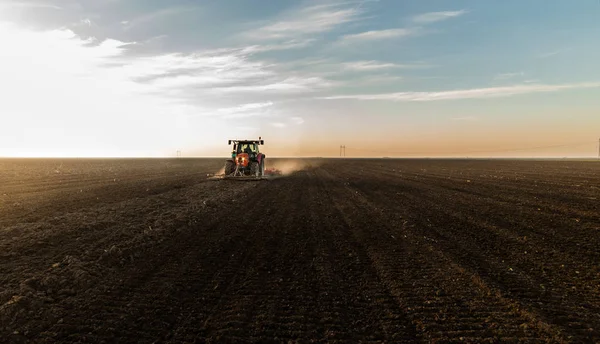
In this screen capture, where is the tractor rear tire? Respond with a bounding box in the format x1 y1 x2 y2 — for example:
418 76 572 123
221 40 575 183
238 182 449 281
250 162 259 177
224 160 235 175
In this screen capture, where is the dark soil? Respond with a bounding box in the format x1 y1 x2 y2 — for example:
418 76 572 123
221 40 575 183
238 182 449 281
1 158 599 343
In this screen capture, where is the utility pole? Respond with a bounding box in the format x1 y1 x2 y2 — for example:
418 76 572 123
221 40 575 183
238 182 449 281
176 150 181 157
339 145 346 157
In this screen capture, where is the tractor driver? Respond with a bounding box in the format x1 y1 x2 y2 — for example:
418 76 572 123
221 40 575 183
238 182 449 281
242 144 255 154
244 144 255 154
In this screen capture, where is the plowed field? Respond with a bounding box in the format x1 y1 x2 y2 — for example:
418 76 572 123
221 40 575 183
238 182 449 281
1 158 599 343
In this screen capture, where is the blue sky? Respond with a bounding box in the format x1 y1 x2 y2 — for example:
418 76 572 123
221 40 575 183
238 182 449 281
1 0 599 157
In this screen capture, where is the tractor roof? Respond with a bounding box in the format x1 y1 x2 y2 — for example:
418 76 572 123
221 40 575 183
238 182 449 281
228 138 264 145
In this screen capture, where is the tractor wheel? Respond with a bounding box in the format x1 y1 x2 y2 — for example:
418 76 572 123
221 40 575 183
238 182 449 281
250 162 259 177
224 160 235 175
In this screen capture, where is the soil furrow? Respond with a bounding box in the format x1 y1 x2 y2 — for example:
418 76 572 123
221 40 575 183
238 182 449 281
2 158 599 343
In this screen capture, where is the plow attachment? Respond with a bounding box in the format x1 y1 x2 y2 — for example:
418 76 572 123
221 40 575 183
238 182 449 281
208 167 283 181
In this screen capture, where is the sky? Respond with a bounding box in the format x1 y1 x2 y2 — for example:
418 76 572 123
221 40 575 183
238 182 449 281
1 0 599 158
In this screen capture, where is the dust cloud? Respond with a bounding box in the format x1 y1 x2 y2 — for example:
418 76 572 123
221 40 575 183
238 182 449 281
213 167 225 176
210 158 321 177
267 159 321 176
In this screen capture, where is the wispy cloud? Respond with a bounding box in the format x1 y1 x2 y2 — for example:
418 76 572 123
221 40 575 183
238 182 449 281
0 21 336 157
358 74 403 85
2 9 336 109
335 9 465 45
0 1 61 10
271 122 287 128
244 3 363 40
220 102 274 113
343 61 400 71
320 82 600 102
338 28 416 43
538 47 572 58
211 76 335 94
493 72 524 80
412 10 468 24
343 60 429 71
241 39 316 53
111 47 334 97
125 52 271 90
218 102 275 119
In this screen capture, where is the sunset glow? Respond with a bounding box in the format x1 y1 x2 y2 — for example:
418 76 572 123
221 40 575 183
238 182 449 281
1 0 599 158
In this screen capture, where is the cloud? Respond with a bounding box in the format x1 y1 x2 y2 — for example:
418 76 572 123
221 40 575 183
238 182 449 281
334 9 465 45
0 1 61 10
343 61 399 70
320 82 600 101
412 10 467 24
343 60 427 71
244 3 363 40
338 28 416 43
271 122 287 128
538 47 572 59
0 22 196 156
110 48 333 97
493 72 524 80
0 21 338 157
218 102 275 119
220 102 274 113
358 74 403 85
210 76 335 94
241 39 316 53
126 52 272 88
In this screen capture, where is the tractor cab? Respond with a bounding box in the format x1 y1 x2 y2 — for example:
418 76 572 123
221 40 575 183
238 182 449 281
235 142 259 155
230 138 263 159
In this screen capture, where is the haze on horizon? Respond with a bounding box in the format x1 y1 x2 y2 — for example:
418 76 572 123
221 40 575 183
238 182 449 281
1 0 599 158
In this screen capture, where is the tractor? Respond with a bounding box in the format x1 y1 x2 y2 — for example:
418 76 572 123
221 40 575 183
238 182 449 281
225 138 265 177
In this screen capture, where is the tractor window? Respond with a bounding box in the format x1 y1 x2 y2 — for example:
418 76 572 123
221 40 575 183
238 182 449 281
239 143 256 153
